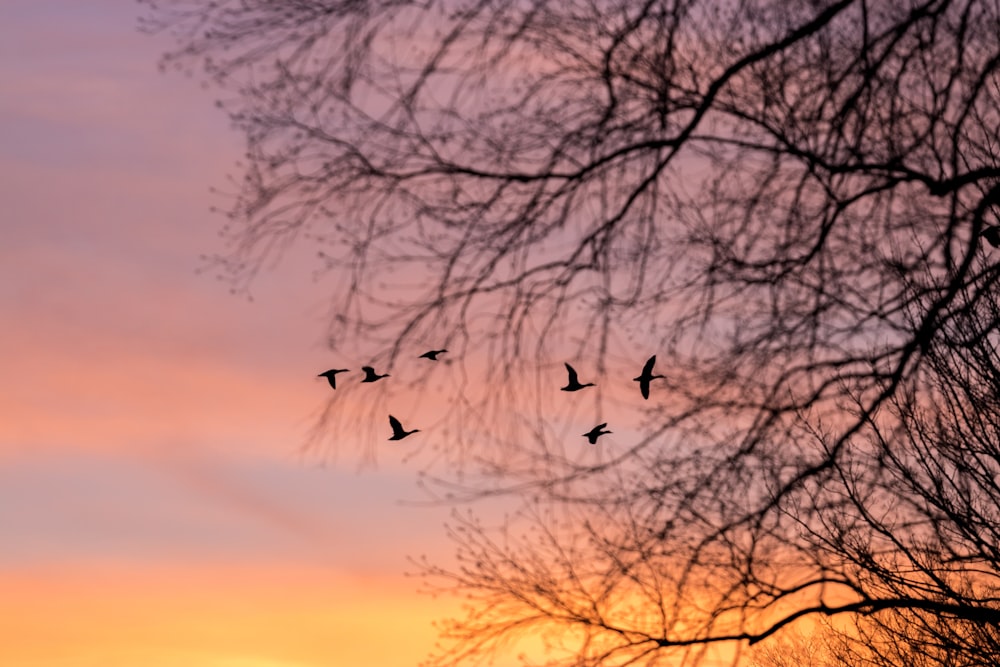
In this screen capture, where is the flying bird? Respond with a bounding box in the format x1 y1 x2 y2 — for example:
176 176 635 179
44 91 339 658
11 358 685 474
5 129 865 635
982 225 1000 248
388 415 419 440
419 349 447 360
632 355 664 400
583 423 611 444
561 363 595 391
317 368 349 389
361 366 390 382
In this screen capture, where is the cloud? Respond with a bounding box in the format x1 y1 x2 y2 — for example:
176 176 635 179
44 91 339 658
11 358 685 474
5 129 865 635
0 449 451 570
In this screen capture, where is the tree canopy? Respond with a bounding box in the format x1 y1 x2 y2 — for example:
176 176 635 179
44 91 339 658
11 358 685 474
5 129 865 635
143 0 1000 664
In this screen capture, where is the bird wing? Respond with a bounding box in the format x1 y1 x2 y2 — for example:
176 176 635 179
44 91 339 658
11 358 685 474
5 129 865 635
640 381 649 399
642 355 656 376
565 363 579 384
388 415 403 435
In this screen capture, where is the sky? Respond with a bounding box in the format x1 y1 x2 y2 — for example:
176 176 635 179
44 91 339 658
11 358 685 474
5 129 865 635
0 3 471 665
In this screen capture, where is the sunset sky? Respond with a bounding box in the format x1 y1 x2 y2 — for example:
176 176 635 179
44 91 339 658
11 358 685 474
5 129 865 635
0 2 473 665
8 3 995 666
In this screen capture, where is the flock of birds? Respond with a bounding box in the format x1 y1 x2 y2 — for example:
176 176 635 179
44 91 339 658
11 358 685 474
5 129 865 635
315 225 1000 442
318 350 665 445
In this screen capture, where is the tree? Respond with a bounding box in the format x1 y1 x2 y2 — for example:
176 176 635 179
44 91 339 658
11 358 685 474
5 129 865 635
142 0 1000 664
746 627 839 667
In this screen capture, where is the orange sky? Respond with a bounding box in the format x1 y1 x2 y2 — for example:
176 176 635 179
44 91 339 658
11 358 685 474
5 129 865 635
0 2 478 665
0 4 723 666
0 564 460 667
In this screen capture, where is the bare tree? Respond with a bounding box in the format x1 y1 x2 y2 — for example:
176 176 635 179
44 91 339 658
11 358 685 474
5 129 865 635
143 0 1000 664
746 627 840 667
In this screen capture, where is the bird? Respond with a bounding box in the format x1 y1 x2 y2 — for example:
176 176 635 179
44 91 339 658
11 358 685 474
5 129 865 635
419 349 447 360
317 368 349 389
583 423 611 444
982 225 1000 248
361 366 390 382
388 415 419 440
561 363 595 391
632 355 664 400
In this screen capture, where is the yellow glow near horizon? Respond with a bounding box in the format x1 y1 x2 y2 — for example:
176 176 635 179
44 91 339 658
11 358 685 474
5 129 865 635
0 564 458 667
186 659 316 667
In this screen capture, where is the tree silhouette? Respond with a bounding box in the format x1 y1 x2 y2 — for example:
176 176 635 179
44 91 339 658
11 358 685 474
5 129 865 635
746 628 839 667
143 0 1000 664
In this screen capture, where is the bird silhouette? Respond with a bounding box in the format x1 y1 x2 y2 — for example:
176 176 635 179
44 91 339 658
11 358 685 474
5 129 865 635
583 423 611 444
317 368 349 389
982 225 1000 248
633 355 664 400
419 349 447 360
388 415 419 440
561 363 595 391
361 366 390 382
